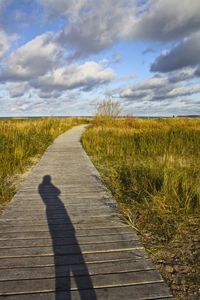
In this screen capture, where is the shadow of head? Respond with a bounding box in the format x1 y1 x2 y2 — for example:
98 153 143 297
42 175 52 184
39 175 61 202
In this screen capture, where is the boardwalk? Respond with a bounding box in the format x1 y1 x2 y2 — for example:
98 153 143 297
0 125 173 299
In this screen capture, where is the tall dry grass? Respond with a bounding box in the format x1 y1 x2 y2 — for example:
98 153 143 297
82 117 200 299
0 117 87 208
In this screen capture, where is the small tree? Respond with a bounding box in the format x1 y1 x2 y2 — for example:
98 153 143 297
95 99 122 117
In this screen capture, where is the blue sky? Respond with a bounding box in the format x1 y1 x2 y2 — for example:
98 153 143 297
0 0 200 116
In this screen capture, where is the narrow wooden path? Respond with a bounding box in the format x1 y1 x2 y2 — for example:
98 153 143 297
0 125 173 299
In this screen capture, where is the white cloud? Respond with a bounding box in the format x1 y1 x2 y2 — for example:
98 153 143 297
57 0 136 57
115 70 200 102
0 29 115 96
169 67 197 83
167 84 200 98
34 61 115 92
2 0 200 61
1 32 61 81
39 0 200 58
119 76 168 98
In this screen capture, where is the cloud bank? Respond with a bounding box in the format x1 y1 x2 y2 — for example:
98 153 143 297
0 0 200 116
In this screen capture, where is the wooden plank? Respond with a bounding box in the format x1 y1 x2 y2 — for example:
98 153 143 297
0 233 138 247
15 191 108 196
0 222 127 230
9 197 115 204
0 283 173 299
4 204 112 211
3 206 116 214
0 270 164 294
0 216 121 224
0 241 143 257
0 259 155 281
0 222 128 231
2 211 117 219
0 283 173 300
0 228 134 239
0 249 147 269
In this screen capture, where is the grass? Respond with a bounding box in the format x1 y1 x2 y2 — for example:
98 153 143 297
82 117 200 299
0 117 88 209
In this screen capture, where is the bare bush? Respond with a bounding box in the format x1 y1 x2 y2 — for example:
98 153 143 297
95 99 122 117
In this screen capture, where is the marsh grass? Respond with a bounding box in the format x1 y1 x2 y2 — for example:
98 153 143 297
82 117 200 299
0 117 87 208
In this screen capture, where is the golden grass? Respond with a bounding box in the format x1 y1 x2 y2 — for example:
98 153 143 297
82 117 200 299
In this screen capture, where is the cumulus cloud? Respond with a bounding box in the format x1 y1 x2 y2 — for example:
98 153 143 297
0 32 61 81
134 0 200 41
34 0 200 70
120 88 150 101
57 0 136 57
168 67 197 83
166 84 200 98
0 28 114 94
0 27 115 97
119 81 200 102
118 76 168 101
41 0 200 55
55 0 200 58
116 70 200 102
3 0 200 65
33 61 115 93
151 32 200 72
120 76 167 93
2 0 200 61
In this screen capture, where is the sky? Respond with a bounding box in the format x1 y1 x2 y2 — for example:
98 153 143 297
0 0 200 117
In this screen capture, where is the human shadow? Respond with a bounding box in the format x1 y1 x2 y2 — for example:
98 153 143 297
39 175 97 300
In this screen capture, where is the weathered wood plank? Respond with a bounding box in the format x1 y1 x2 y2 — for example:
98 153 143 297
0 283 173 300
0 221 128 231
0 233 138 247
0 228 134 240
0 241 143 257
0 259 155 281
0 270 164 294
0 249 147 269
4 204 112 211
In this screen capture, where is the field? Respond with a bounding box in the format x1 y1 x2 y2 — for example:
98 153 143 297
0 118 87 210
82 117 200 299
